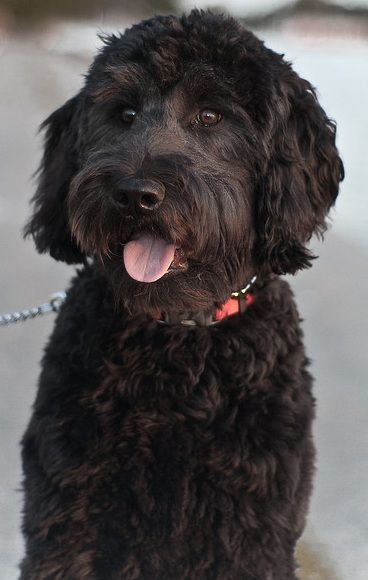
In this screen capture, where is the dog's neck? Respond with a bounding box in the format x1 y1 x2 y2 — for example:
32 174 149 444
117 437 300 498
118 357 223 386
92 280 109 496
155 276 257 327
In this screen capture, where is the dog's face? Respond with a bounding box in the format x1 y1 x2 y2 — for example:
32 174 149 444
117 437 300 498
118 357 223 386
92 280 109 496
25 11 343 314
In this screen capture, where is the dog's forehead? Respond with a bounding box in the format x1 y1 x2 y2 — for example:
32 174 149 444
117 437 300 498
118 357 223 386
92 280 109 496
88 13 268 94
90 60 235 105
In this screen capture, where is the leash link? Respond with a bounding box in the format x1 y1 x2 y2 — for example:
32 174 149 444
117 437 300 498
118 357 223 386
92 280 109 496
0 291 67 327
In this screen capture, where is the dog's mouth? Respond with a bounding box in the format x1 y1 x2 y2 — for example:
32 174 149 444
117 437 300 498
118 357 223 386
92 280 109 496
123 234 188 283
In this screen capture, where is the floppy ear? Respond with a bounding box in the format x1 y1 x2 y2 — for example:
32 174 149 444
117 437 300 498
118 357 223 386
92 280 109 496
255 65 344 275
24 94 85 264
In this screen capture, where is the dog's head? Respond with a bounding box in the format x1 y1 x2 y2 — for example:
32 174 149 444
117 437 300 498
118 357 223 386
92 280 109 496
25 11 343 314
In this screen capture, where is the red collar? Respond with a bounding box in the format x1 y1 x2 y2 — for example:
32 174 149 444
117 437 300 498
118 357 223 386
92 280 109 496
214 292 254 322
155 293 255 327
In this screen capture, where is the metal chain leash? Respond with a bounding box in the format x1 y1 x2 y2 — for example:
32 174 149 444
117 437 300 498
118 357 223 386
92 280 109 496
0 292 66 327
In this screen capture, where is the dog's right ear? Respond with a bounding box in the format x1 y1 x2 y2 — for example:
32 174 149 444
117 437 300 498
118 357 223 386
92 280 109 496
24 94 85 264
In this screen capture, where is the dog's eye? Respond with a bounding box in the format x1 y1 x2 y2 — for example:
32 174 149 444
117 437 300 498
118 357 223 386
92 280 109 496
121 108 137 124
195 109 222 127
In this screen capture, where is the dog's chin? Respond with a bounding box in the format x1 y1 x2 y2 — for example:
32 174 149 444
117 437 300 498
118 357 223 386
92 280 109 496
103 257 235 317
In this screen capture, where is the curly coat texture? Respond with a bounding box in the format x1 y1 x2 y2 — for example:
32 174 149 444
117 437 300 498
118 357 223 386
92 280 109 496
21 10 343 579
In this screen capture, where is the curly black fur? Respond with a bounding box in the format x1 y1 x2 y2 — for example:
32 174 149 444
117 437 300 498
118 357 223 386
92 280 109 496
21 10 343 579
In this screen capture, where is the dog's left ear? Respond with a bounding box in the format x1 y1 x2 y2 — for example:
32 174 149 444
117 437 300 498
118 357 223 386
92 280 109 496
24 94 85 264
255 64 344 275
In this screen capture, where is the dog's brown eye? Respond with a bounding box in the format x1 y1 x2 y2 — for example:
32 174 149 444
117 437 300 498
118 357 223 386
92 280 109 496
121 108 137 124
195 109 222 127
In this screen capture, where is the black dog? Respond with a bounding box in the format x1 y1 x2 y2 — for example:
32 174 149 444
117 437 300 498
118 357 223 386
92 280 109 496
21 10 343 579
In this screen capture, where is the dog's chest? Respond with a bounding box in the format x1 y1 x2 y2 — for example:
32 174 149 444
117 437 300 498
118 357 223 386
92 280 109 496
64 317 301 520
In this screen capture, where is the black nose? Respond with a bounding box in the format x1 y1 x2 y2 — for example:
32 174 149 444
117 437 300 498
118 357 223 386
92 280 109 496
113 179 165 215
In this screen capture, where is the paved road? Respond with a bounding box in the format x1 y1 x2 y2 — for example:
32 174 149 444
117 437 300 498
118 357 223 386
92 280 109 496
0 26 367 580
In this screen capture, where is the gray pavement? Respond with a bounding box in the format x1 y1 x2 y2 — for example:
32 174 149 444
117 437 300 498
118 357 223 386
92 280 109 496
0 27 367 580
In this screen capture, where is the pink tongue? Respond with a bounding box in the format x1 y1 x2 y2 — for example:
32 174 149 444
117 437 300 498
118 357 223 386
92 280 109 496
123 235 177 283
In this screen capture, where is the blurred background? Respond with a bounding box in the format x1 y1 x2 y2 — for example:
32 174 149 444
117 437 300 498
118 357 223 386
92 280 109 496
0 1 367 578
